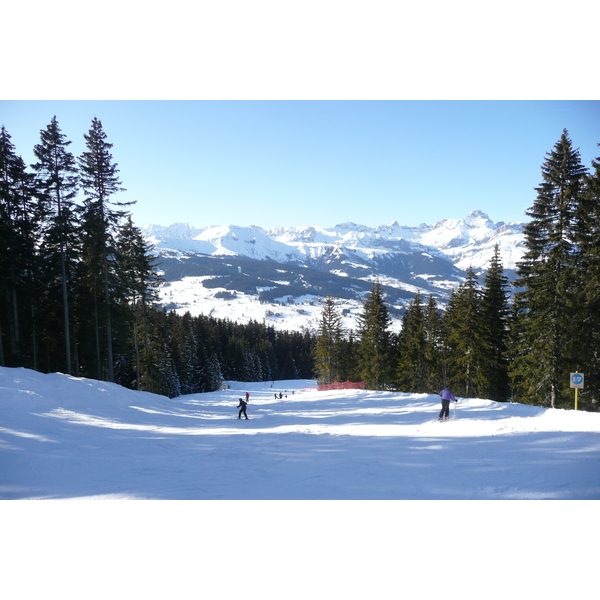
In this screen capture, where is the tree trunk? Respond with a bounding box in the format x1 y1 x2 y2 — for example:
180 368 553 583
30 301 37 371
11 287 20 358
60 243 72 374
134 312 140 390
0 321 4 366
103 251 114 382
72 319 80 377
93 285 101 380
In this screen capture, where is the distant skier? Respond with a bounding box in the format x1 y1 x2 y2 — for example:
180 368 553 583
238 398 249 420
245 391 250 402
438 387 457 421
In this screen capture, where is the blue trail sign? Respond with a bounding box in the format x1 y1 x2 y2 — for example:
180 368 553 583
570 373 584 389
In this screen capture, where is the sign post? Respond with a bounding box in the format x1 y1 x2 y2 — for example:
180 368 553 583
570 372 584 410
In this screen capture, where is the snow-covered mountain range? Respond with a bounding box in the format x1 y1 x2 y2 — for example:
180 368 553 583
142 210 526 333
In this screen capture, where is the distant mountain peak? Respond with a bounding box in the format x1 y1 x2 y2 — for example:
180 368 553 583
333 222 373 232
142 222 204 239
466 209 490 220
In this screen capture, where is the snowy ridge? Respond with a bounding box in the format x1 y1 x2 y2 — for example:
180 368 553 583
417 210 526 270
143 222 206 240
142 210 526 271
145 223 305 263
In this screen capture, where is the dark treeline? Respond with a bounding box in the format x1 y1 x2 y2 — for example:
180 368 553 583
129 310 315 398
0 117 315 397
315 130 600 411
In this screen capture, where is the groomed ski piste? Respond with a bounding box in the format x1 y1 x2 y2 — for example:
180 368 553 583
3 365 599 599
2 366 599 501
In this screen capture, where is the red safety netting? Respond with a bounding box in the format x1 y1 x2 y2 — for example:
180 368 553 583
317 381 365 391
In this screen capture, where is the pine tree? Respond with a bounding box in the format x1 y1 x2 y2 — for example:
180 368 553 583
32 116 79 374
356 281 392 390
314 295 344 385
242 346 262 382
396 293 445 394
443 268 487 397
340 331 359 383
77 118 129 382
0 126 42 368
396 291 426 392
74 203 109 379
115 215 162 389
480 245 511 401
423 294 445 392
511 130 588 408
158 346 182 398
571 145 600 409
205 353 224 391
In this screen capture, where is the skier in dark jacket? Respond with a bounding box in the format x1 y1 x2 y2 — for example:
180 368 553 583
438 387 457 421
238 398 249 420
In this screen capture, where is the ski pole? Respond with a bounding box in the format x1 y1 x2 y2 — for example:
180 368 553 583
454 400 457 420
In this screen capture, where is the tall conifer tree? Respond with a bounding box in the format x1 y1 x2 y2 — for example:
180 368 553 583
314 295 344 385
423 294 445 392
0 126 42 367
480 245 511 401
32 116 79 374
356 281 392 389
443 268 487 397
571 145 600 408
78 118 128 382
511 130 588 408
396 291 427 392
115 215 162 389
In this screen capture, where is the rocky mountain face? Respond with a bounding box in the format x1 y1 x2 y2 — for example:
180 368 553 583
142 210 526 332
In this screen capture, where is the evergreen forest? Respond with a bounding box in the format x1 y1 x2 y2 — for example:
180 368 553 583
0 117 315 397
2 119 599 410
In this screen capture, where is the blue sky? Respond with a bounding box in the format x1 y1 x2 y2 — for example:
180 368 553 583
2 100 598 229
4 4 598 230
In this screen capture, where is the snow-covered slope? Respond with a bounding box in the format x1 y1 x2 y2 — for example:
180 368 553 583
415 210 526 271
1 366 599 500
146 223 305 263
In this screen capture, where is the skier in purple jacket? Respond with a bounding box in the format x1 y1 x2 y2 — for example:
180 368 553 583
438 387 457 421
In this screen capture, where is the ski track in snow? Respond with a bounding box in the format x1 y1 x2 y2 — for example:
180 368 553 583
1 367 599 500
